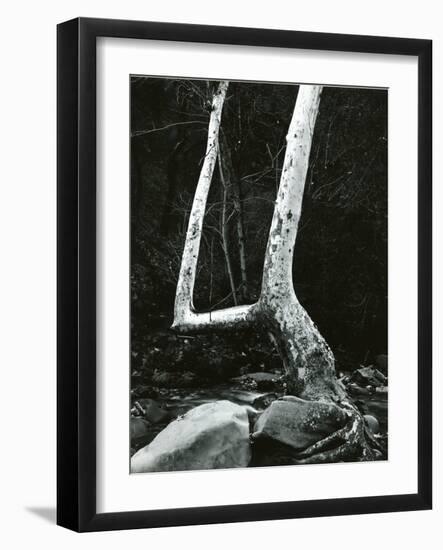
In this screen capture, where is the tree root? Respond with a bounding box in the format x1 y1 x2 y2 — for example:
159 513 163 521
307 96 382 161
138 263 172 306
294 402 381 464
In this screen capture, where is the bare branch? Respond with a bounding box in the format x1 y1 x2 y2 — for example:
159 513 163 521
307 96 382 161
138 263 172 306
131 120 205 138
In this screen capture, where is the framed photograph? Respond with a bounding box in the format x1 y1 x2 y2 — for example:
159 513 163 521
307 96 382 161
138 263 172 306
57 17 432 532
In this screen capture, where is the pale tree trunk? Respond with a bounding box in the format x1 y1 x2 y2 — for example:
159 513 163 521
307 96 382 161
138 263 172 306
172 82 374 461
173 83 342 400
172 81 256 334
258 85 345 402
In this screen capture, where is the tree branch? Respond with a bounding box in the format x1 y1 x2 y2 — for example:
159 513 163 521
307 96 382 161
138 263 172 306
131 120 205 138
172 81 257 332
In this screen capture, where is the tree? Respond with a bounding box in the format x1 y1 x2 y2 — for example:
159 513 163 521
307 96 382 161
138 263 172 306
218 145 239 305
172 81 377 462
218 131 249 301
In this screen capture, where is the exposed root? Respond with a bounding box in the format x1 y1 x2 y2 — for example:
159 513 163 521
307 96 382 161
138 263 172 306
295 402 379 464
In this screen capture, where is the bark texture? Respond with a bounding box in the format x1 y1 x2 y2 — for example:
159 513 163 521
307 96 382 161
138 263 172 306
172 85 339 393
172 82 375 461
172 81 256 334
258 85 345 401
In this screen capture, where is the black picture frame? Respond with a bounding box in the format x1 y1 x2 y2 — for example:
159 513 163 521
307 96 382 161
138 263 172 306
57 17 432 532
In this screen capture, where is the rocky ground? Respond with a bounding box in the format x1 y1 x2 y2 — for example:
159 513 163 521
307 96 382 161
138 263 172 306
130 331 388 472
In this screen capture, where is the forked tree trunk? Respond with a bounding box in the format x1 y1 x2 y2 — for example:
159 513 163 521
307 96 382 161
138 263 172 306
172 81 376 461
173 82 343 402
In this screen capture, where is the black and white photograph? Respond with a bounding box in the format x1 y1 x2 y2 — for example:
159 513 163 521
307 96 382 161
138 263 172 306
0 0 437 543
129 77 388 473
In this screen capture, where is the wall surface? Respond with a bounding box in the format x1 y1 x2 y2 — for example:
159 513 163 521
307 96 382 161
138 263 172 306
0 1 440 547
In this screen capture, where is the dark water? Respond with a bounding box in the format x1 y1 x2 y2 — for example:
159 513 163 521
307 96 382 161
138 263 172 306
160 385 387 429
131 384 388 460
161 386 268 415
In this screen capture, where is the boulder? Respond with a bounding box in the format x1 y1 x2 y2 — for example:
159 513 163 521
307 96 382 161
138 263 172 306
364 414 380 434
131 400 251 473
347 382 373 397
351 366 387 388
252 393 278 410
252 396 348 451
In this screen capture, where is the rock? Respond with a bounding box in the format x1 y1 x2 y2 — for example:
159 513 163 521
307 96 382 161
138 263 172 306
134 398 171 424
252 396 348 451
364 414 380 434
131 401 251 473
130 417 151 441
375 354 388 375
231 372 282 391
347 382 373 397
351 366 387 388
252 393 278 410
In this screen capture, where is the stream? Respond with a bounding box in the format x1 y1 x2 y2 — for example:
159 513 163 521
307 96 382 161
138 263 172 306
131 383 388 461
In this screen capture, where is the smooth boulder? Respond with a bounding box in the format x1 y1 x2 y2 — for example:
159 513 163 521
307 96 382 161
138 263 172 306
131 400 251 473
252 396 348 451
364 414 380 434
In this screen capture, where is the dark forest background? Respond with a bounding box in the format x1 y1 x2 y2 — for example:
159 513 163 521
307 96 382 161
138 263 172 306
130 77 387 386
